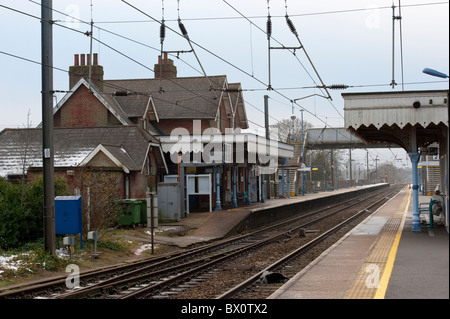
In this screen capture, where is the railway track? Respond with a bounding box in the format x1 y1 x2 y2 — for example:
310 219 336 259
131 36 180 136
0 184 403 299
217 185 403 299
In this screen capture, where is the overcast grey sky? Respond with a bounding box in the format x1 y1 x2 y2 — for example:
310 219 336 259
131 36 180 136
1 0 448 167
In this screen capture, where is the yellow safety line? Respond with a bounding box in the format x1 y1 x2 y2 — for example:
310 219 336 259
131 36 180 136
373 189 411 299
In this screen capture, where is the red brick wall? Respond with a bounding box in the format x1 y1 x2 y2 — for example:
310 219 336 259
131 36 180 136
88 151 116 167
234 103 243 129
55 85 111 128
27 168 126 198
154 99 246 136
156 119 212 135
219 99 231 131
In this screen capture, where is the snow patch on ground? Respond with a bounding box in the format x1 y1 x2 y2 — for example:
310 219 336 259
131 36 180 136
133 243 158 255
0 253 28 277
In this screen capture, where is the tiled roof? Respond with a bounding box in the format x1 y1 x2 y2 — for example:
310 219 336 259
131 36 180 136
103 76 227 120
0 126 160 177
52 79 133 126
228 83 249 129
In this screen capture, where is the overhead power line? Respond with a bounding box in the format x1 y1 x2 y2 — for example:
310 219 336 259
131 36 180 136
2 2 284 128
119 0 343 129
2 1 448 136
91 2 449 24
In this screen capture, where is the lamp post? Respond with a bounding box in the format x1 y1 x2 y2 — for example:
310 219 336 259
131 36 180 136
291 86 348 197
423 68 449 79
301 109 305 196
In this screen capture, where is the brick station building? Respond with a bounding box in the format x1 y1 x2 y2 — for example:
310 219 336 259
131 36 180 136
0 52 294 224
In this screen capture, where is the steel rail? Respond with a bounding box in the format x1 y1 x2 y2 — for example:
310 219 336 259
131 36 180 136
0 185 392 299
116 188 396 299
216 186 403 299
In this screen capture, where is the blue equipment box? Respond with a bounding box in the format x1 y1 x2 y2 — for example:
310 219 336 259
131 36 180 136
55 196 82 248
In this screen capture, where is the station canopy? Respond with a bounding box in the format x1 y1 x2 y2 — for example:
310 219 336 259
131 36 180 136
343 90 448 152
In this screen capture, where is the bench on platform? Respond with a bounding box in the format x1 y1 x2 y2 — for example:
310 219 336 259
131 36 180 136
419 199 441 229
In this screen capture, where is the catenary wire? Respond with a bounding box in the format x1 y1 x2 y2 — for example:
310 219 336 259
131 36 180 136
26 0 285 126
2 2 448 140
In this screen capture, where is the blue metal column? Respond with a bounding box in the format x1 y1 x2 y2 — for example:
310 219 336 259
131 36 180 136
409 153 421 232
246 167 251 205
232 166 238 208
215 171 222 211
301 109 305 197
323 165 326 192
336 165 339 191
261 172 265 203
281 163 285 198
302 171 305 196
287 169 290 198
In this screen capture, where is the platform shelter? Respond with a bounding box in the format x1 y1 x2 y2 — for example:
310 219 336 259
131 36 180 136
343 90 449 232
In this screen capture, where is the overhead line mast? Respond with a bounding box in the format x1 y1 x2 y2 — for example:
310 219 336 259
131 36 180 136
266 0 332 100
391 0 404 90
41 0 55 256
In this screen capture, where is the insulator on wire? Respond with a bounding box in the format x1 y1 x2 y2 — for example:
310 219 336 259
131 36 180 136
160 23 166 43
113 91 129 96
286 16 298 36
267 16 272 39
178 19 189 38
329 84 349 90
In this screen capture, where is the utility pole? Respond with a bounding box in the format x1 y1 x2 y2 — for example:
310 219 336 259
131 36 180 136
264 95 269 140
330 149 335 189
375 155 379 183
301 109 305 196
264 95 270 199
349 149 352 183
366 150 369 184
42 0 55 255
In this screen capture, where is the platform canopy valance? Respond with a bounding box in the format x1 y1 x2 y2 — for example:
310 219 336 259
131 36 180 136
159 133 294 165
343 90 449 152
344 90 448 130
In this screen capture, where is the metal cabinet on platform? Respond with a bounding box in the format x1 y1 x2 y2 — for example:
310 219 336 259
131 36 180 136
157 182 182 222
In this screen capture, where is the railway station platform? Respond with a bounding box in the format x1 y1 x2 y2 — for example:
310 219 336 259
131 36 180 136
269 187 449 299
150 184 388 247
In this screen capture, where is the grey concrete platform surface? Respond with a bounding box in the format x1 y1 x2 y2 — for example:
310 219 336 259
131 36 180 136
269 188 449 299
385 210 449 299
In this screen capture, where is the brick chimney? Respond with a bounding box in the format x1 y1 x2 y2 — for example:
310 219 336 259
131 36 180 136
69 53 104 91
154 53 177 79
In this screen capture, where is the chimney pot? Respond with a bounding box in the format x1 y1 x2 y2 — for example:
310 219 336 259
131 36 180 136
70 53 104 91
154 53 177 79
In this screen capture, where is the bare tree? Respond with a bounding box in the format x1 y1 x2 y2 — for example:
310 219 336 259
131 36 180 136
19 110 34 206
79 168 121 237
270 118 312 143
